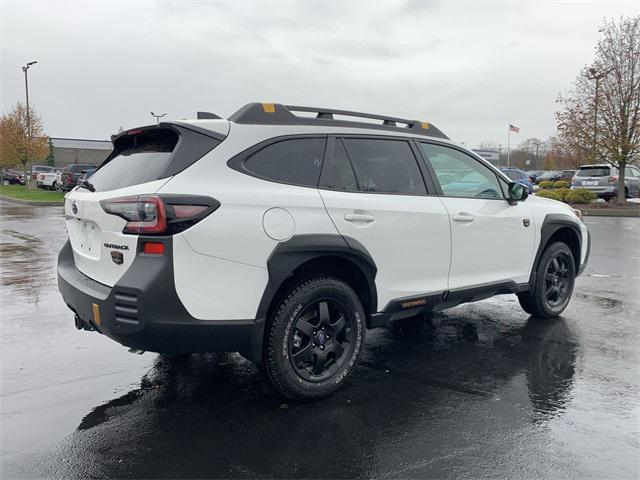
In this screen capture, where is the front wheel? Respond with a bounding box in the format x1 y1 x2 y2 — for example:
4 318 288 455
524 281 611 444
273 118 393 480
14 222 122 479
518 242 576 318
265 276 365 400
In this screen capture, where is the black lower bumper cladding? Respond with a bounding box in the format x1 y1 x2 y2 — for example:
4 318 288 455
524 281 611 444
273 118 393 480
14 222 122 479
57 238 264 361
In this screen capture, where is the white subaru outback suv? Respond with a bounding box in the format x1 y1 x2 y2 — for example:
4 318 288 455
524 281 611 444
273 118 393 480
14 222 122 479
58 103 590 400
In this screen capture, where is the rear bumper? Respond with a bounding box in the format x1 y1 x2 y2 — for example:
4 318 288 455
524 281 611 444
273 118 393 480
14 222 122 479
573 185 616 196
57 239 264 361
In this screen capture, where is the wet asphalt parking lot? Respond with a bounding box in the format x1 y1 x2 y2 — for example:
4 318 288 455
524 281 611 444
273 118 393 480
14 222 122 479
1 200 639 479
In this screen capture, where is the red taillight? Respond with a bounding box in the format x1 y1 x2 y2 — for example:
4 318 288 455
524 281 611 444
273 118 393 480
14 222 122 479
143 242 165 255
100 195 219 236
172 204 208 218
100 195 167 234
608 176 618 184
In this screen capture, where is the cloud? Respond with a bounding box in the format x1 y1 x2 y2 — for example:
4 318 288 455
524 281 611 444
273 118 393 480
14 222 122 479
1 0 637 147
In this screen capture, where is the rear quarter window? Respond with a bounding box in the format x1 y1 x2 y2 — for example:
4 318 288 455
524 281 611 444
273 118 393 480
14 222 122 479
237 137 326 187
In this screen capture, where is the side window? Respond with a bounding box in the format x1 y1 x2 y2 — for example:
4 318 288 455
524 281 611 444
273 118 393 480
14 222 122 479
418 143 504 200
243 138 326 187
319 139 358 192
341 138 426 195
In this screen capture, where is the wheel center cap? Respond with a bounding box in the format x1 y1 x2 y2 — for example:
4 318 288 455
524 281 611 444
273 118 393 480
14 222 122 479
315 332 327 345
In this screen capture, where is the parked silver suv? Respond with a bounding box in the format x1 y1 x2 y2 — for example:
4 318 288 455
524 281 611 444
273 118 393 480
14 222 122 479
572 164 640 200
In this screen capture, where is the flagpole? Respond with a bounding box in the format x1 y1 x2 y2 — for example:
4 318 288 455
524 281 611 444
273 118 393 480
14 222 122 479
507 125 511 167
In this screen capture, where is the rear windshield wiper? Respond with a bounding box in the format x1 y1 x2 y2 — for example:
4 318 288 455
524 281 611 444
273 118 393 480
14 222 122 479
78 180 95 192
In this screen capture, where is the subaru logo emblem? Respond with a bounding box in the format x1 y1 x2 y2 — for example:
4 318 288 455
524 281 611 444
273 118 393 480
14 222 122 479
71 201 78 215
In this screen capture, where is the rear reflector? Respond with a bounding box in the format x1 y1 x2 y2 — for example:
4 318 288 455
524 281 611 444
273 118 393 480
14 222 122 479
143 242 165 255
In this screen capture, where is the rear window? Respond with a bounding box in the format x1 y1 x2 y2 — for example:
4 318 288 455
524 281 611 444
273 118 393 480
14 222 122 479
88 127 222 191
577 166 610 177
89 129 178 191
70 165 93 173
504 170 525 181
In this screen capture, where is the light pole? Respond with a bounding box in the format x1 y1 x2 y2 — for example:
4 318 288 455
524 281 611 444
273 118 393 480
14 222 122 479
533 140 543 169
150 112 166 124
586 66 613 162
21 60 37 180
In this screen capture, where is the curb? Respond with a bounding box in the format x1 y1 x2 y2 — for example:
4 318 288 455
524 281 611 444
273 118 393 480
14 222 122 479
581 208 640 218
0 195 63 207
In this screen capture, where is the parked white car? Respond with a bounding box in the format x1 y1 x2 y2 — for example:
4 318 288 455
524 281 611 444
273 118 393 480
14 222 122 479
58 102 590 400
39 169 62 191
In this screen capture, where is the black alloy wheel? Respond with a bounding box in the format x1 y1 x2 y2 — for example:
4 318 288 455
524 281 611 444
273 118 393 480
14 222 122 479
517 241 576 319
288 298 356 382
265 276 366 400
543 253 572 307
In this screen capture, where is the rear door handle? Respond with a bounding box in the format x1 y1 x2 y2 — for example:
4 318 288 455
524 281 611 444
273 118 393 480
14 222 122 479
344 213 375 223
452 213 475 223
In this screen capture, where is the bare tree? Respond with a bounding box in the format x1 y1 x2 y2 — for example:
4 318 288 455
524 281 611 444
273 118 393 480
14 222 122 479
556 16 640 204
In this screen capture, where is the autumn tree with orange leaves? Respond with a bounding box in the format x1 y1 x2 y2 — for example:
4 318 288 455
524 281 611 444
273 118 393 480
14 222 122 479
0 103 49 181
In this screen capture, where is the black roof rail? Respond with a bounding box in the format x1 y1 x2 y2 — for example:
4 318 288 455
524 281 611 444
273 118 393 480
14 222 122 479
227 102 448 139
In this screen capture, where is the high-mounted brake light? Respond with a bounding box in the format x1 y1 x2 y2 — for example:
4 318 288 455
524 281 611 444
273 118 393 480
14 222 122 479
100 194 220 235
127 129 144 135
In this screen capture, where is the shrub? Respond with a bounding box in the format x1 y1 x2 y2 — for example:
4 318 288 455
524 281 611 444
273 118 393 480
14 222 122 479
565 188 598 204
555 188 570 201
553 180 571 189
538 180 554 189
536 189 563 201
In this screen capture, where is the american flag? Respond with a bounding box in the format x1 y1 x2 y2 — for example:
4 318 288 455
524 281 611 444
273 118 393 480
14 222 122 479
509 124 520 133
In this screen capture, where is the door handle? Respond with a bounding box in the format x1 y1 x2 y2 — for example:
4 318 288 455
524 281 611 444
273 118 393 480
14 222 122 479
344 213 375 223
452 213 475 223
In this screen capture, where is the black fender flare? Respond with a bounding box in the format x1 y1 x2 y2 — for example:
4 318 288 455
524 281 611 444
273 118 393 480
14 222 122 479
529 213 584 286
253 234 378 340
249 234 377 365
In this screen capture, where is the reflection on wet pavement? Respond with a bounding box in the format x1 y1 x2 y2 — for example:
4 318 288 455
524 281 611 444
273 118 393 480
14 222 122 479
1 201 639 479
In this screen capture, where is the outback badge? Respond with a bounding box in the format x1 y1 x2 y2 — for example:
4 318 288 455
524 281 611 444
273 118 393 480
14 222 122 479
111 251 124 265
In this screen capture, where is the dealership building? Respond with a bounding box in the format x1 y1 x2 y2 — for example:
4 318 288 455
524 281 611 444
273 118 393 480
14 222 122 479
48 137 112 168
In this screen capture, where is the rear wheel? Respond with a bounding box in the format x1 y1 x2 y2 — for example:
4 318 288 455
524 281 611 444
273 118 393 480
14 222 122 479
517 242 576 318
265 276 365 400
53 182 63 192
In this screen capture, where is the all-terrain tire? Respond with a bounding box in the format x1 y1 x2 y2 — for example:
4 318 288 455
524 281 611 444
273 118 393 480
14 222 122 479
265 276 365 401
517 241 576 319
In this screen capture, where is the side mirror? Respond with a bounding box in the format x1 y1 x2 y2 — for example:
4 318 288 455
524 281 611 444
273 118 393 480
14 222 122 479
508 182 528 204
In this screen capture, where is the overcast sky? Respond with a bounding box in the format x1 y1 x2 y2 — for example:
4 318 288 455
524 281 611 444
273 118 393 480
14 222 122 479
1 0 638 147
